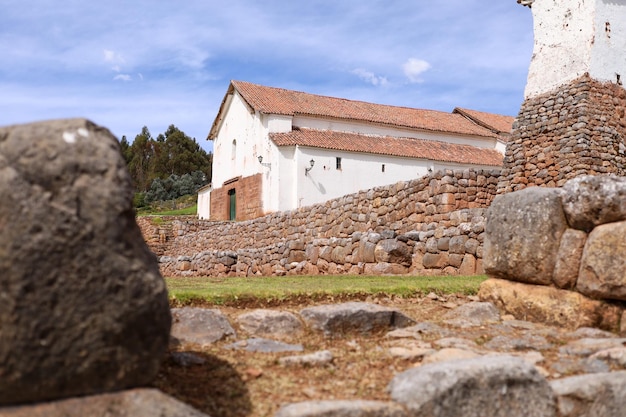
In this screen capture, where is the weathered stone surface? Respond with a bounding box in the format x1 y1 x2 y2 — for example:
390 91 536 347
560 175 626 232
299 302 415 335
590 348 626 368
479 278 621 331
171 308 235 347
237 309 303 340
559 338 626 356
483 334 552 351
226 338 303 353
0 389 209 417
389 356 556 417
0 119 171 405
421 348 480 365
374 239 412 266
484 187 567 285
551 371 626 417
275 400 407 417
577 221 626 301
553 229 587 289
441 302 501 328
279 350 334 367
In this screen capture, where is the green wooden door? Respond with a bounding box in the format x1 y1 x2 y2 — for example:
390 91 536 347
228 189 236 221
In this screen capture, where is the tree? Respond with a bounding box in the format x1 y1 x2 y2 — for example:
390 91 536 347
121 125 212 201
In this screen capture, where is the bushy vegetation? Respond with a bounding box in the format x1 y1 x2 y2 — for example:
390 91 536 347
119 125 212 207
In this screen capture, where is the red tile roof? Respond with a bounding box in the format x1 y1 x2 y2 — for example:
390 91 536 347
453 107 515 136
221 80 508 139
270 128 504 167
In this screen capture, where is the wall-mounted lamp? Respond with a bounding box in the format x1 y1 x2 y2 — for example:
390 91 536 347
305 159 315 176
258 155 271 169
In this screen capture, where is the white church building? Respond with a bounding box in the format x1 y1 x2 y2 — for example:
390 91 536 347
198 80 513 221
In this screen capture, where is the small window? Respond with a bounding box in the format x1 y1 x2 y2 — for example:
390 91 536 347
382 164 385 173
336 157 342 170
231 139 237 160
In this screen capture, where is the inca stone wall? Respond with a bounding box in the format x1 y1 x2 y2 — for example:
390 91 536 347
480 175 626 331
498 74 626 193
139 169 501 277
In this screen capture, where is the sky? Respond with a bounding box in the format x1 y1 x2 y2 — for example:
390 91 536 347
0 1 534 153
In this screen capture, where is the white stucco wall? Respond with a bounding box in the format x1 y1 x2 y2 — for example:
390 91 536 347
197 185 212 219
290 146 497 209
525 0 626 98
212 92 281 188
293 115 498 149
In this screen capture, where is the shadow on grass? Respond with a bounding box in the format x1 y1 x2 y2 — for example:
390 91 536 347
154 351 252 417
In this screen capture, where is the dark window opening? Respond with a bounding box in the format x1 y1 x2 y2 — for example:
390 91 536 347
228 188 236 221
336 157 342 170
382 164 385 173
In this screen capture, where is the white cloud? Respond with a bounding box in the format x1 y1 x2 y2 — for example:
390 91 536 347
403 58 431 83
352 68 388 87
113 74 132 82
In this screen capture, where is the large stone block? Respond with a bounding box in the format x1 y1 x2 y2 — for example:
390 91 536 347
577 221 626 301
553 229 587 289
0 389 209 417
389 356 555 417
484 187 567 285
478 278 621 331
551 371 626 417
561 175 626 232
0 119 171 404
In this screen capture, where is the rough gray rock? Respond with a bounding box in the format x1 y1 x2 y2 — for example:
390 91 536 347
226 338 304 353
300 302 415 336
171 307 235 347
389 355 556 417
441 302 501 328
553 229 587 289
558 338 626 356
279 350 334 367
275 400 407 417
551 371 626 417
0 388 209 417
577 221 626 301
0 119 171 405
484 187 567 285
374 239 412 266
237 309 304 340
560 175 626 232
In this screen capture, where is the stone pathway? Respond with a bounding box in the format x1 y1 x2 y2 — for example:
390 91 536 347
168 297 626 417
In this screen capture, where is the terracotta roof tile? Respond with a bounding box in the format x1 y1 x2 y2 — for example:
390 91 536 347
453 107 515 136
270 129 504 167
232 80 504 138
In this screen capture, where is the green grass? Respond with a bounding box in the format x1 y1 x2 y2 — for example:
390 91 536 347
152 204 197 216
165 275 487 305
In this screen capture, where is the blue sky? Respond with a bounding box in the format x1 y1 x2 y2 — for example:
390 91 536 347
1 1 533 153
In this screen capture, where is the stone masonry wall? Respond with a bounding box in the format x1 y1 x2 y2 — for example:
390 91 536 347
139 169 501 277
210 173 263 221
498 74 626 193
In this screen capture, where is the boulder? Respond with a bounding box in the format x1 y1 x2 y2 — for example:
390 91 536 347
484 187 567 285
389 356 556 417
0 119 171 405
299 302 415 336
577 221 626 301
374 239 412 266
478 278 621 331
553 229 587 289
441 302 501 328
0 389 209 417
170 308 235 347
237 309 303 340
560 175 626 232
551 371 626 417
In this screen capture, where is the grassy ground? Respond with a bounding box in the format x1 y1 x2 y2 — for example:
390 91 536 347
166 275 487 306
